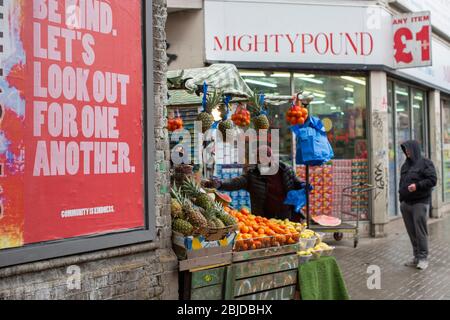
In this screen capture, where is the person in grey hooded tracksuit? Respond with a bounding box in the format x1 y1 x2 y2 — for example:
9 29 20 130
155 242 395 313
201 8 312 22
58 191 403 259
399 140 437 270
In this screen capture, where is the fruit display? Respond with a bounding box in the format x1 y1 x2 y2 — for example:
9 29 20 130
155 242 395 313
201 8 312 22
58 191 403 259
231 105 251 127
247 92 270 130
227 207 300 251
297 241 334 261
167 110 184 132
286 101 308 126
171 179 238 239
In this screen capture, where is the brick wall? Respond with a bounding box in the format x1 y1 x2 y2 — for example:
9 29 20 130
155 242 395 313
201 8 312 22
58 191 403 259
0 0 178 300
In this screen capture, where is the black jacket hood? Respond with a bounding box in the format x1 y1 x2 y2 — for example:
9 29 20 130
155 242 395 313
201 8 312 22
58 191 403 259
401 140 422 163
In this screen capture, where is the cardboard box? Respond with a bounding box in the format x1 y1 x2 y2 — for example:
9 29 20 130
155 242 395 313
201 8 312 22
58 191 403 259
172 231 237 260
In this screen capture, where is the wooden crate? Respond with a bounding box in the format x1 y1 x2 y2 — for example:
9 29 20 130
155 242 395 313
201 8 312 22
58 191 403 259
181 265 227 300
224 243 300 300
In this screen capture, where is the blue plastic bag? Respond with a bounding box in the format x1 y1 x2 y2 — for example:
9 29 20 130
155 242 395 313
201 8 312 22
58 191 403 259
291 116 334 166
284 189 307 213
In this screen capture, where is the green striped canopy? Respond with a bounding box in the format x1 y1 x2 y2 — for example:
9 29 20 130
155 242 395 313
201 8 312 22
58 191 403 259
167 64 254 98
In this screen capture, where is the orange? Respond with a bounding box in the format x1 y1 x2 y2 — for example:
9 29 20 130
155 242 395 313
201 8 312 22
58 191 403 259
240 208 250 215
258 228 265 234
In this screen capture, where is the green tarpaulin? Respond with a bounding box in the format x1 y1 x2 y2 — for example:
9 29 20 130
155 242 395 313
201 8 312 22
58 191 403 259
298 256 350 300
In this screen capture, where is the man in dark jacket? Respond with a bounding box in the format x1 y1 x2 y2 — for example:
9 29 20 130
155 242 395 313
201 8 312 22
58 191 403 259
399 140 437 270
205 147 306 220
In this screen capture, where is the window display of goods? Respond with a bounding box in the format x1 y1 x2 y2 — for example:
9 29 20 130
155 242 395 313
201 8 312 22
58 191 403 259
227 207 301 251
170 180 238 240
351 159 370 219
296 165 334 216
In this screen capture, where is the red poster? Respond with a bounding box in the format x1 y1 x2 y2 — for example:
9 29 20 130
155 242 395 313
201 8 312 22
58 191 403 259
0 0 145 249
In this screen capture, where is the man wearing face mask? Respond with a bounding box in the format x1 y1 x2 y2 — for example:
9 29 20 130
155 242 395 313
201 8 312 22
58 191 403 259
399 140 437 270
204 146 307 220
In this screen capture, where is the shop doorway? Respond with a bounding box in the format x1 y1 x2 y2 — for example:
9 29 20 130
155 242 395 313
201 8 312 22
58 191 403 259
387 80 428 217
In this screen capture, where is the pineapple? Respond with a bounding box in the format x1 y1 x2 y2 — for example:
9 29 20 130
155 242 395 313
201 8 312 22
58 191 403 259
182 178 214 211
197 112 214 133
218 119 234 141
211 217 226 228
173 185 208 229
171 198 184 219
185 199 208 229
197 90 222 133
253 114 270 130
173 218 194 236
248 92 270 130
211 201 237 226
170 187 185 219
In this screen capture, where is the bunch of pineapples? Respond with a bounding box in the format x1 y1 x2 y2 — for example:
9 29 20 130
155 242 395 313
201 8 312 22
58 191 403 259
247 92 270 130
170 178 237 237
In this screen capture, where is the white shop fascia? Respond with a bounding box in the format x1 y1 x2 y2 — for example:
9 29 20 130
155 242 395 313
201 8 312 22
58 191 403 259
204 0 450 94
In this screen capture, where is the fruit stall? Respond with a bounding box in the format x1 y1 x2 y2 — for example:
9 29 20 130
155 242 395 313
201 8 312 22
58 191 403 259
167 65 348 300
171 176 339 300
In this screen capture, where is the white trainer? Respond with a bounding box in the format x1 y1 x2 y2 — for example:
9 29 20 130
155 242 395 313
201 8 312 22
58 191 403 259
416 260 429 270
404 258 418 267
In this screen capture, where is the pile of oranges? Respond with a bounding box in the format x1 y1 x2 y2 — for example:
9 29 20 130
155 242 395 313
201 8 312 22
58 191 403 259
168 117 183 132
286 104 308 126
225 207 300 251
231 107 251 127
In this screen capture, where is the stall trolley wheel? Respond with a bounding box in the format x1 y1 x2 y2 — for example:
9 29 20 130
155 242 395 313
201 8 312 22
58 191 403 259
333 232 343 241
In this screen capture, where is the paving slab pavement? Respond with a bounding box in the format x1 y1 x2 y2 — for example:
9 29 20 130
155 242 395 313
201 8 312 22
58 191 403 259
330 214 450 300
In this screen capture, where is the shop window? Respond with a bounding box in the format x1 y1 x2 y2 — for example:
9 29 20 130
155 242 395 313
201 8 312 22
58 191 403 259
387 80 429 216
294 74 367 160
294 74 369 220
395 84 411 177
442 99 450 202
412 89 426 153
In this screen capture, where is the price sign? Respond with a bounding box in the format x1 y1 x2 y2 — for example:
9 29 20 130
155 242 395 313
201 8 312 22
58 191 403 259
393 11 432 69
